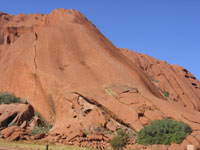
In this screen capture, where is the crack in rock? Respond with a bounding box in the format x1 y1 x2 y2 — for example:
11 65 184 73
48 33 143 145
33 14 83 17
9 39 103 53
33 45 38 70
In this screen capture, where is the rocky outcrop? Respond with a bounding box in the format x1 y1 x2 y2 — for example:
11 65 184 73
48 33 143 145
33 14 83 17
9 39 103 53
0 9 200 149
119 48 200 111
46 131 110 149
0 103 34 141
0 104 34 127
0 103 50 142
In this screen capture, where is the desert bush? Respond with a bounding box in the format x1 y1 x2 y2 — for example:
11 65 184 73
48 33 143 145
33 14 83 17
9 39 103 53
117 128 127 137
0 92 21 104
32 112 53 135
31 124 52 135
137 119 192 145
164 91 169 98
110 128 128 150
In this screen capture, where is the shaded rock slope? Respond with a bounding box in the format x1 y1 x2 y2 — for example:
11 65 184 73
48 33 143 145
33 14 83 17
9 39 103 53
0 9 200 149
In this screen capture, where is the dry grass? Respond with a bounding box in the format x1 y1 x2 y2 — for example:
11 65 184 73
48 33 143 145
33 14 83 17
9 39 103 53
0 138 94 150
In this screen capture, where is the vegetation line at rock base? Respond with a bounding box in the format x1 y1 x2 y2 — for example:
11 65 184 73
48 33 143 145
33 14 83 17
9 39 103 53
31 112 53 135
0 138 94 150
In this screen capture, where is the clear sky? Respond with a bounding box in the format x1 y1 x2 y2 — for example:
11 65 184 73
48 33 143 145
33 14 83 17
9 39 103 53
0 0 199 79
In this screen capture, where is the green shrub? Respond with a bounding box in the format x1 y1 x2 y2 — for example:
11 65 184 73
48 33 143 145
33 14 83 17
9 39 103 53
137 119 192 145
0 92 21 104
31 124 52 135
164 91 169 98
110 136 126 150
110 129 128 150
117 128 127 137
32 112 53 135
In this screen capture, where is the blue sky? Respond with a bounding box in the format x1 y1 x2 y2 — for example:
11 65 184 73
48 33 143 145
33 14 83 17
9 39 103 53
0 0 199 79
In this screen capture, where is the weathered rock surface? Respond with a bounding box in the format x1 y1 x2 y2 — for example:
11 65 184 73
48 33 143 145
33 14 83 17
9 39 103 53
0 103 36 141
0 9 200 149
119 48 200 111
0 126 30 141
28 115 45 130
33 133 46 140
0 104 34 127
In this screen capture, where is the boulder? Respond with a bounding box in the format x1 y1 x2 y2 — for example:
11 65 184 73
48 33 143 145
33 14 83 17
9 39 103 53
66 130 83 142
33 133 46 140
0 104 34 127
1 126 30 141
105 121 117 131
87 133 103 141
28 115 45 130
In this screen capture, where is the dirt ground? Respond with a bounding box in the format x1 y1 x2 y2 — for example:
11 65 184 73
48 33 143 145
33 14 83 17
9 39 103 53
0 138 93 150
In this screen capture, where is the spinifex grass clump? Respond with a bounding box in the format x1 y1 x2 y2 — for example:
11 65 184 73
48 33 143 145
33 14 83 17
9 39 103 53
137 119 192 145
31 124 52 135
31 112 53 135
0 92 21 104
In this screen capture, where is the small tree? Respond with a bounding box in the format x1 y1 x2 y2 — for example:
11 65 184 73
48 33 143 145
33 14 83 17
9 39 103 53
137 119 192 145
110 128 128 150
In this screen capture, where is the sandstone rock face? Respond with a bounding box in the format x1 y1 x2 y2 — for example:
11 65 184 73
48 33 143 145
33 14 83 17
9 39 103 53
0 104 34 127
0 9 200 149
119 48 200 111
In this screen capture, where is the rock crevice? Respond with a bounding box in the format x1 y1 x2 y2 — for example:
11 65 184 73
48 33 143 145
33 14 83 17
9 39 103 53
72 92 133 129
